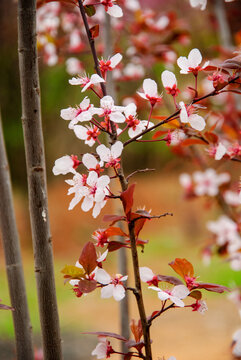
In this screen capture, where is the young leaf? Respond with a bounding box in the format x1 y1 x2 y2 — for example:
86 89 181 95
189 290 202 300
157 275 183 286
61 265 85 279
120 183 136 216
130 319 142 343
204 131 218 144
103 214 126 226
83 331 127 341
169 258 194 280
78 279 97 293
90 25 99 39
84 4 96 17
105 226 128 238
79 242 97 275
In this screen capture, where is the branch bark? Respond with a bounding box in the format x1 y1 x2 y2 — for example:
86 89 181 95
77 3 152 358
17 1 62 358
0 113 34 360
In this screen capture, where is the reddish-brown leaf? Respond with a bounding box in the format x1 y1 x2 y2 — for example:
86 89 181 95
152 130 168 140
90 24 99 38
83 331 127 341
78 279 97 293
195 283 229 293
157 275 183 286
151 116 167 120
102 214 126 226
120 183 136 216
169 258 194 280
204 131 218 144
107 241 129 252
79 242 97 275
105 226 127 238
189 290 202 300
181 138 206 146
130 319 142 343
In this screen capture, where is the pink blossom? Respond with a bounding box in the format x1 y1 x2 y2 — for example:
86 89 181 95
177 48 209 75
96 141 123 168
193 168 230 196
99 53 122 75
179 101 206 131
161 70 180 97
66 171 110 218
100 0 123 18
60 97 94 128
191 300 208 314
94 96 126 123
232 329 241 357
91 337 114 359
189 0 207 10
124 103 153 138
137 78 162 106
52 155 76 175
68 74 105 92
139 267 159 286
65 57 83 76
95 269 128 301
224 190 241 207
73 124 100 147
207 215 241 247
149 285 190 307
164 129 187 146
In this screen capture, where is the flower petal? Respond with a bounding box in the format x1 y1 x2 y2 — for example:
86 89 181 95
188 114 206 131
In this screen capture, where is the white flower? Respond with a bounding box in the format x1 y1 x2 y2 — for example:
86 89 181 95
137 78 162 106
60 97 93 129
124 103 153 138
91 338 110 359
82 153 103 172
179 102 205 131
189 0 207 10
95 269 128 301
193 168 230 197
69 74 105 92
177 48 209 74
207 215 241 247
66 171 110 218
52 155 76 176
94 96 126 123
139 267 155 282
232 329 241 357
149 285 190 307
96 141 123 167
101 0 123 17
155 15 170 30
65 57 83 75
167 129 187 146
99 53 122 72
123 63 145 79
124 0 140 11
179 173 192 190
214 142 227 160
161 70 177 89
224 190 241 206
73 124 100 147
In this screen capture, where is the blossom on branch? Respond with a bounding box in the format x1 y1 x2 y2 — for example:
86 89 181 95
60 97 94 129
179 101 206 131
91 337 114 359
161 70 180 97
99 53 122 78
193 168 230 196
139 267 159 286
73 124 101 147
96 141 123 169
52 155 78 175
177 48 209 75
124 103 153 138
69 74 105 92
149 284 190 307
137 78 162 107
100 0 123 18
95 269 128 301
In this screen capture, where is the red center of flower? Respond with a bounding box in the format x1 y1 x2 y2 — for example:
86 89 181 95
81 174 87 186
147 275 159 287
184 275 198 289
101 0 114 10
71 155 81 169
86 126 100 141
126 115 140 130
105 157 121 169
99 59 112 73
165 84 180 97
94 230 109 247
188 66 201 76
146 94 162 107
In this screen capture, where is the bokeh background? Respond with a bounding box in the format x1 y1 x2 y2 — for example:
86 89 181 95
0 0 241 359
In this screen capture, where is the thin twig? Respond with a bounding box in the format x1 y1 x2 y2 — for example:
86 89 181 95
126 168 156 182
